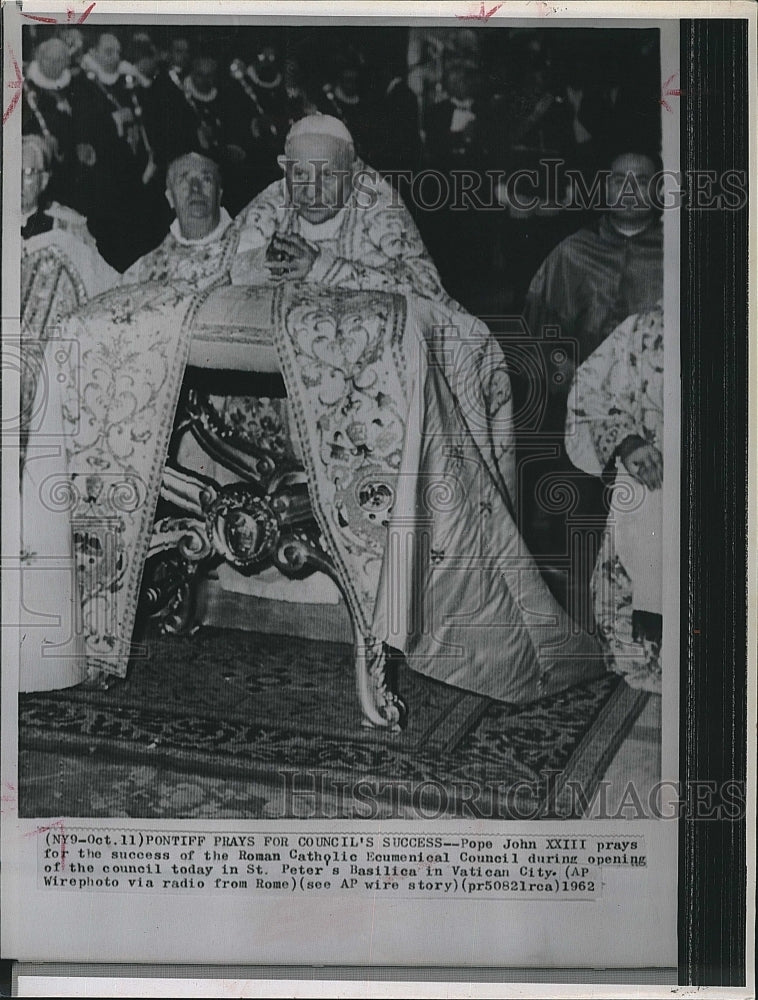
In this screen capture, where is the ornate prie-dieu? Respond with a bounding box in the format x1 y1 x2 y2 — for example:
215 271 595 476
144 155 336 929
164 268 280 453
28 278 602 711
143 373 408 731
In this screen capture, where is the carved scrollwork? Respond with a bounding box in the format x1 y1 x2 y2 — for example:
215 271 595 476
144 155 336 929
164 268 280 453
355 642 408 733
184 388 294 489
143 516 215 634
273 527 334 579
149 515 212 563
203 484 280 570
152 379 409 730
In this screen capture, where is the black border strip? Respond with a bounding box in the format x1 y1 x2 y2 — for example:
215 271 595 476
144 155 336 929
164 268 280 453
679 18 749 987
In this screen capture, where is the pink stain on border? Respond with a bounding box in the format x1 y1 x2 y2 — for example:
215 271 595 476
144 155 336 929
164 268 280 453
1 781 17 813
456 2 504 20
21 3 95 24
71 3 96 23
8 4 96 123
3 45 23 126
660 72 682 113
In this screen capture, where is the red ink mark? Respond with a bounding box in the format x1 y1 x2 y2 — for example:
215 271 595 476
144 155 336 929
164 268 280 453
456 2 504 20
24 818 67 868
1 781 17 815
2 46 23 126
21 3 95 24
68 3 96 23
660 72 682 113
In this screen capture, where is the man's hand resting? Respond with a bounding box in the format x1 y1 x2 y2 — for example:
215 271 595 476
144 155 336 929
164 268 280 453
618 435 663 490
266 233 319 280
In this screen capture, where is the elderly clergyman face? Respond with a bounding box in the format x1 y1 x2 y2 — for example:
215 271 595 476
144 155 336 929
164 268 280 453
166 154 222 238
22 138 49 215
607 152 658 224
93 34 121 75
279 131 355 226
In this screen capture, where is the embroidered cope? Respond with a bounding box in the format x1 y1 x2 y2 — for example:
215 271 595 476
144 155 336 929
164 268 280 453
566 303 664 691
21 168 606 701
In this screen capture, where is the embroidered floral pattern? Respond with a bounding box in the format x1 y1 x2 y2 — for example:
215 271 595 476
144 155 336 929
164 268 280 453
54 284 208 677
21 243 88 341
124 227 239 290
209 396 297 462
592 554 662 692
276 286 409 629
568 303 664 693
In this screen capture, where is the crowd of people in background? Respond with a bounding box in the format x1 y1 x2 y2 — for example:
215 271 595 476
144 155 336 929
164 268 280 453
20 25 666 692
21 25 661 284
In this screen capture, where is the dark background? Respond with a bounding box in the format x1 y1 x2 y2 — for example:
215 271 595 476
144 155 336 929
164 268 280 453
20 23 662 295
679 17 749 988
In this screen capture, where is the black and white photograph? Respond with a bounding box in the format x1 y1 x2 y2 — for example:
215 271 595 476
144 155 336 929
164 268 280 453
14 14 669 821
1 0 752 982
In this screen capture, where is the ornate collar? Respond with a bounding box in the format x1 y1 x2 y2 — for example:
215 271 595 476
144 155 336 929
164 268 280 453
602 213 660 243
168 67 184 89
184 77 218 103
295 206 348 242
81 53 121 87
121 61 152 89
247 65 282 90
170 208 232 246
333 85 360 106
27 61 72 91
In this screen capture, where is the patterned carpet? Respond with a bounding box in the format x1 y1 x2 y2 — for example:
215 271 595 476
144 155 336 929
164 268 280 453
18 627 649 819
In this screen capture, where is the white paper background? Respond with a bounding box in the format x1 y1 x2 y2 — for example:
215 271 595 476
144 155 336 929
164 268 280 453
2 2 748 983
